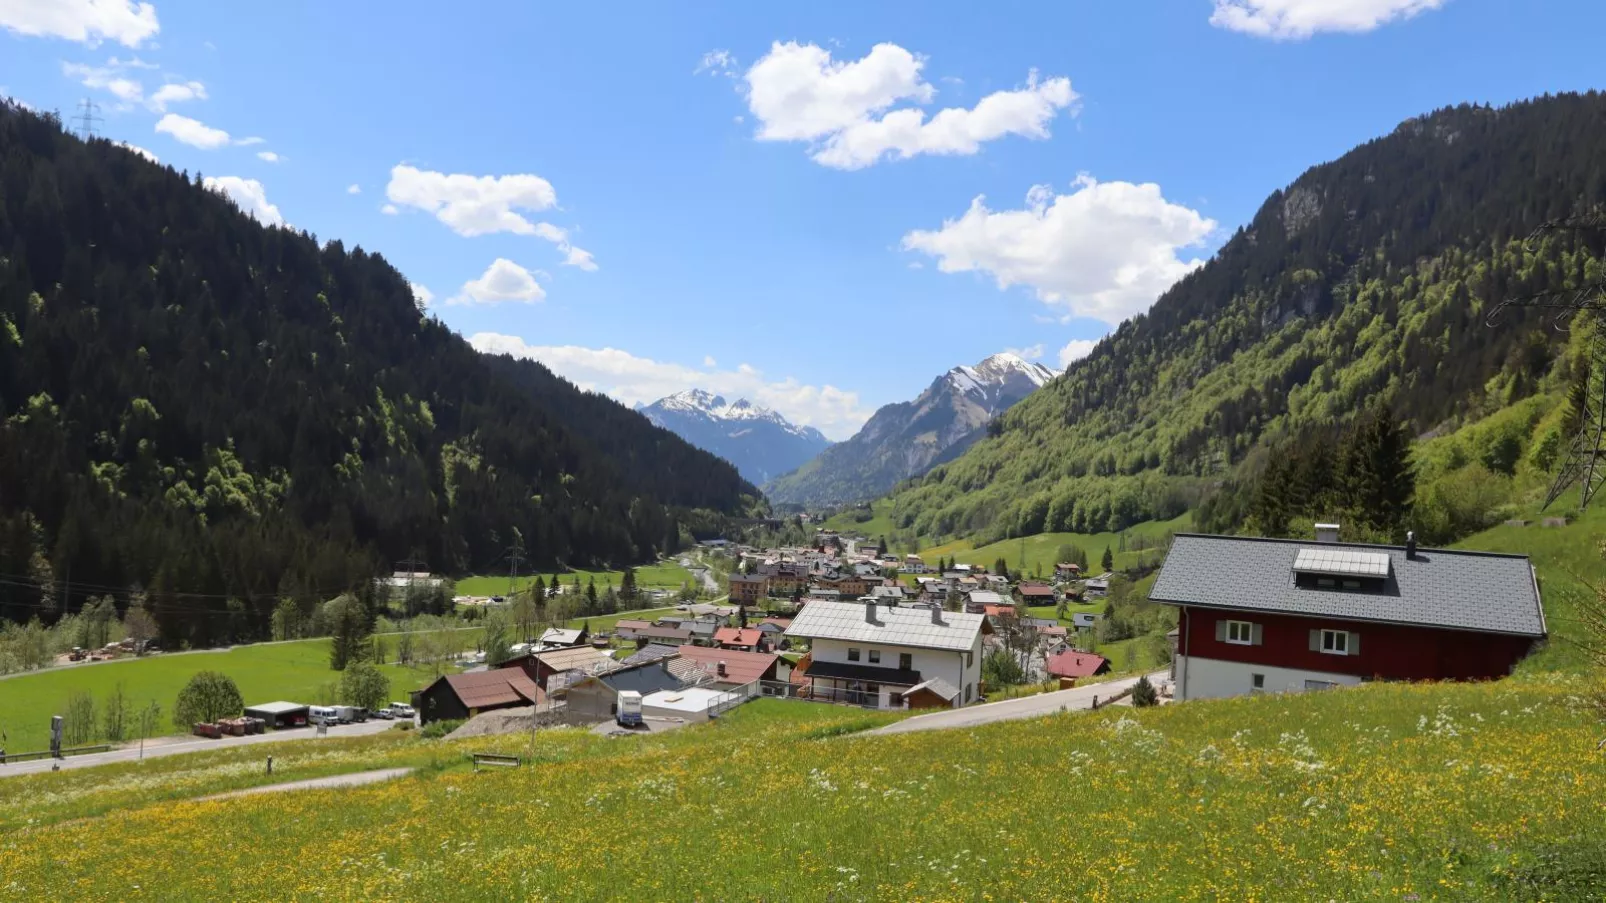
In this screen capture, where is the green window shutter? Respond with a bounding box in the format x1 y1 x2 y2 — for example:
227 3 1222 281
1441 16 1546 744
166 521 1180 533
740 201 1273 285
1348 632 1361 655
1309 629 1321 652
1251 623 1264 646
1215 620 1227 642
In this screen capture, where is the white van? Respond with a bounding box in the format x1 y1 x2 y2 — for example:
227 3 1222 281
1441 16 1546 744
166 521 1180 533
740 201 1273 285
309 706 339 726
388 702 416 720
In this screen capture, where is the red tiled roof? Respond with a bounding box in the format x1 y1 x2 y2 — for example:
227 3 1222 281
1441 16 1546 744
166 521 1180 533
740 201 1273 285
982 604 1016 617
1045 650 1108 679
613 619 653 630
1039 625 1068 637
444 670 544 709
674 644 778 684
714 627 763 647
1018 584 1056 598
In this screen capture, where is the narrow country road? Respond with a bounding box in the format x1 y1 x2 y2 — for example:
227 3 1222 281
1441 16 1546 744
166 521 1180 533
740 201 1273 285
196 767 414 801
0 718 398 778
869 669 1172 736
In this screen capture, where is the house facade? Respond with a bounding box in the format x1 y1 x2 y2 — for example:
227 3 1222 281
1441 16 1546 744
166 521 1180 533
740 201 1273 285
1151 532 1546 701
729 573 769 604
784 601 989 709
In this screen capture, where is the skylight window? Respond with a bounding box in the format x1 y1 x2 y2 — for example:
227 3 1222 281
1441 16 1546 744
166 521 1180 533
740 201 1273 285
1292 548 1390 578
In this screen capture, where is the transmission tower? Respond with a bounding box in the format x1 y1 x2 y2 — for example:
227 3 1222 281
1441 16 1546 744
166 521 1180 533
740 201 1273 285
72 98 102 139
1485 216 1606 510
505 539 526 598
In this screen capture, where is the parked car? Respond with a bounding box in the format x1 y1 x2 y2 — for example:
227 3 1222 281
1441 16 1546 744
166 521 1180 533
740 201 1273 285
370 708 394 720
387 702 416 720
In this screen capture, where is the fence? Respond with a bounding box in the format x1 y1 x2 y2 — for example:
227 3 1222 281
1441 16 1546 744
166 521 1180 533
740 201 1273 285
753 680 886 710
707 680 761 718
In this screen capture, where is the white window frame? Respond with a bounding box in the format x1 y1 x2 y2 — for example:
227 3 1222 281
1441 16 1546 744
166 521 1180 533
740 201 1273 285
1224 620 1254 645
1319 629 1349 655
868 649 881 664
847 647 861 662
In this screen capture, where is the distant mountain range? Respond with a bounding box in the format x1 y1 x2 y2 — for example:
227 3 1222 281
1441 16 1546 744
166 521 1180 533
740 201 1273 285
639 390 832 485
764 353 1058 506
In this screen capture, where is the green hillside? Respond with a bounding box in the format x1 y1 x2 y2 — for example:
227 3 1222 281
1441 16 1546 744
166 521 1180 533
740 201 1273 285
876 94 1606 551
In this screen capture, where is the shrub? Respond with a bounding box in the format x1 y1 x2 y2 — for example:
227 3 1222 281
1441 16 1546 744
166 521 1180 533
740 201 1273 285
420 719 464 739
172 671 243 727
1131 675 1159 708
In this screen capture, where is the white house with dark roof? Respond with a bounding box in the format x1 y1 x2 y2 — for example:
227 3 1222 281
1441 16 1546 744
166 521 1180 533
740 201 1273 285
785 600 990 708
1151 529 1546 701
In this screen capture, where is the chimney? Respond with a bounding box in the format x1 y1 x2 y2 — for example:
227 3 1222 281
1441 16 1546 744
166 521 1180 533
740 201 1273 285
1315 522 1340 543
864 601 877 623
930 604 942 625
717 661 727 677
1405 530 1417 561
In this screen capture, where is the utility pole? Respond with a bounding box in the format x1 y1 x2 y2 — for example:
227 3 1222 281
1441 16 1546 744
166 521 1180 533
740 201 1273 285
72 98 102 139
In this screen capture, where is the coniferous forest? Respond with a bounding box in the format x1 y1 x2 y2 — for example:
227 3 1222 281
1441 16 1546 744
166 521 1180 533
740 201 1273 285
0 102 759 646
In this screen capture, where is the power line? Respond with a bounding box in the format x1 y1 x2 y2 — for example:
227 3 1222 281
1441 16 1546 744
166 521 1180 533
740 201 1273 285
72 98 102 139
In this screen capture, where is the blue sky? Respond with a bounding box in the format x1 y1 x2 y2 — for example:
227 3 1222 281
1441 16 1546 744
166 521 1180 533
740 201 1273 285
4 0 1605 439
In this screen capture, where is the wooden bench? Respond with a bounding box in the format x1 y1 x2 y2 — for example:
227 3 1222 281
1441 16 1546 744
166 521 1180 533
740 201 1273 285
471 753 521 771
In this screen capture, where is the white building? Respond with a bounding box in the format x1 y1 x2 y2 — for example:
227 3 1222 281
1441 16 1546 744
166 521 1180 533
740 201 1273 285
785 600 990 709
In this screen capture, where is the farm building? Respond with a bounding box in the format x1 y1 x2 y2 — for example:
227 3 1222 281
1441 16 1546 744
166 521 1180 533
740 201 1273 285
500 644 615 691
563 661 685 721
1151 530 1546 700
243 701 309 729
415 671 545 725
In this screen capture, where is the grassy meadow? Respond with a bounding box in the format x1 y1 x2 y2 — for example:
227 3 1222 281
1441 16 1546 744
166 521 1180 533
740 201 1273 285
454 560 696 598
2 678 1602 899
920 511 1193 576
0 637 450 754
820 499 902 538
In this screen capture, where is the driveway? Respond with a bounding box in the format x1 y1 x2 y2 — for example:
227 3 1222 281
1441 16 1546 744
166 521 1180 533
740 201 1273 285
0 718 399 779
869 670 1171 736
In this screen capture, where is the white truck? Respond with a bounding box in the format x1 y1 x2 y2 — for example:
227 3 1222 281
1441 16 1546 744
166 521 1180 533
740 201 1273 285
331 705 359 724
616 690 643 727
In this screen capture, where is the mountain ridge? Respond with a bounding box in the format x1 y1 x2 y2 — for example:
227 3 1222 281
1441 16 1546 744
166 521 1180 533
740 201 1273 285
638 389 830 485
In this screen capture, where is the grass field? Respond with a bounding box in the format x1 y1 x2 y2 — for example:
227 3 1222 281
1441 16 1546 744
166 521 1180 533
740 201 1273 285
455 560 696 598
819 499 901 539
2 677 1600 899
920 511 1193 576
0 637 451 754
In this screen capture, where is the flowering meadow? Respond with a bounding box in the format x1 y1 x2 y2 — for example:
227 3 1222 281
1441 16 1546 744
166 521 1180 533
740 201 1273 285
3 675 1603 901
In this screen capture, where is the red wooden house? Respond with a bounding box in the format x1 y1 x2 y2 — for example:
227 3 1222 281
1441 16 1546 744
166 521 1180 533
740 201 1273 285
1151 530 1545 700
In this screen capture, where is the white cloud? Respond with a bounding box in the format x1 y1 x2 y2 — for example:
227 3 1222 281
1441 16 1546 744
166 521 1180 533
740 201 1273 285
902 175 1216 326
380 203 399 215
695 49 737 77
114 139 157 162
409 282 433 310
470 333 872 440
154 112 230 149
386 163 596 269
203 176 284 227
0 0 159 47
1209 0 1446 39
703 355 717 367
346 183 361 195
148 79 206 111
447 258 545 306
1057 339 1098 367
235 136 265 146
256 150 280 163
62 61 142 104
1006 343 1045 361
743 41 1077 170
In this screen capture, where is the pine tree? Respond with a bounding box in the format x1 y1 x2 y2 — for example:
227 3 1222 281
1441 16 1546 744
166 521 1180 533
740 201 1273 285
584 576 597 608
1101 546 1114 572
533 575 545 600
1340 407 1416 537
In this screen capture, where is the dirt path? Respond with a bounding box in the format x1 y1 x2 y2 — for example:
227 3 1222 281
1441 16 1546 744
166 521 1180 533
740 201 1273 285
196 767 414 801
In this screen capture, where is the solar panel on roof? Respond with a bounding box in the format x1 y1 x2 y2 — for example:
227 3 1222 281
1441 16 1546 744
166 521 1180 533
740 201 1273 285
1292 548 1390 577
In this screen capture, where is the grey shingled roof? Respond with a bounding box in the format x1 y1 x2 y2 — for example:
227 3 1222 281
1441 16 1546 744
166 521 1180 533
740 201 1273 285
1150 534 1545 637
784 600 984 651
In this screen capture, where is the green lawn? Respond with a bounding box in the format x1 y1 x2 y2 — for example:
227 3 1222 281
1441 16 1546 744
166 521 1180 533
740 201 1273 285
455 560 696 597
918 512 1193 576
560 605 682 633
0 637 449 754
820 499 900 539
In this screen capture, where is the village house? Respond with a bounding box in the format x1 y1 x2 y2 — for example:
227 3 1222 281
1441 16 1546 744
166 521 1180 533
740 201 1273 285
714 627 765 652
499 644 615 692
729 573 769 604
537 626 589 649
1015 583 1057 606
1151 529 1546 700
784 600 991 709
1045 649 1110 683
612 619 654 642
1054 562 1082 581
901 554 929 574
563 661 685 721
636 625 694 647
669 644 790 689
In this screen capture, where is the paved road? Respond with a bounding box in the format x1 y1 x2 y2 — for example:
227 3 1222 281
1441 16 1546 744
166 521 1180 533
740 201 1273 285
869 670 1172 736
0 719 398 778
196 767 414 801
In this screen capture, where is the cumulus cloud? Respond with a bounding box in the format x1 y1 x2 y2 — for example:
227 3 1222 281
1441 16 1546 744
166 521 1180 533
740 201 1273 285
703 355 718 367
203 176 284 227
61 60 143 105
154 113 231 149
1058 338 1098 367
385 164 596 268
1209 0 1446 39
470 333 872 440
380 203 399 215
902 174 1216 325
742 41 1077 169
409 282 433 310
256 150 280 163
447 259 545 306
0 0 159 47
114 139 157 162
148 79 206 111
1006 344 1045 361
346 183 361 195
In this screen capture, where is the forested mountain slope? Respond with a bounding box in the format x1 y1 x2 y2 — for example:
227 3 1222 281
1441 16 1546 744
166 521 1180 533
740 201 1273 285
882 93 1606 546
0 103 756 646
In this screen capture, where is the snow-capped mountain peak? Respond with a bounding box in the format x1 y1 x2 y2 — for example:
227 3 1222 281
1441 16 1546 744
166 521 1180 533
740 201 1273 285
638 389 831 485
944 352 1059 398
